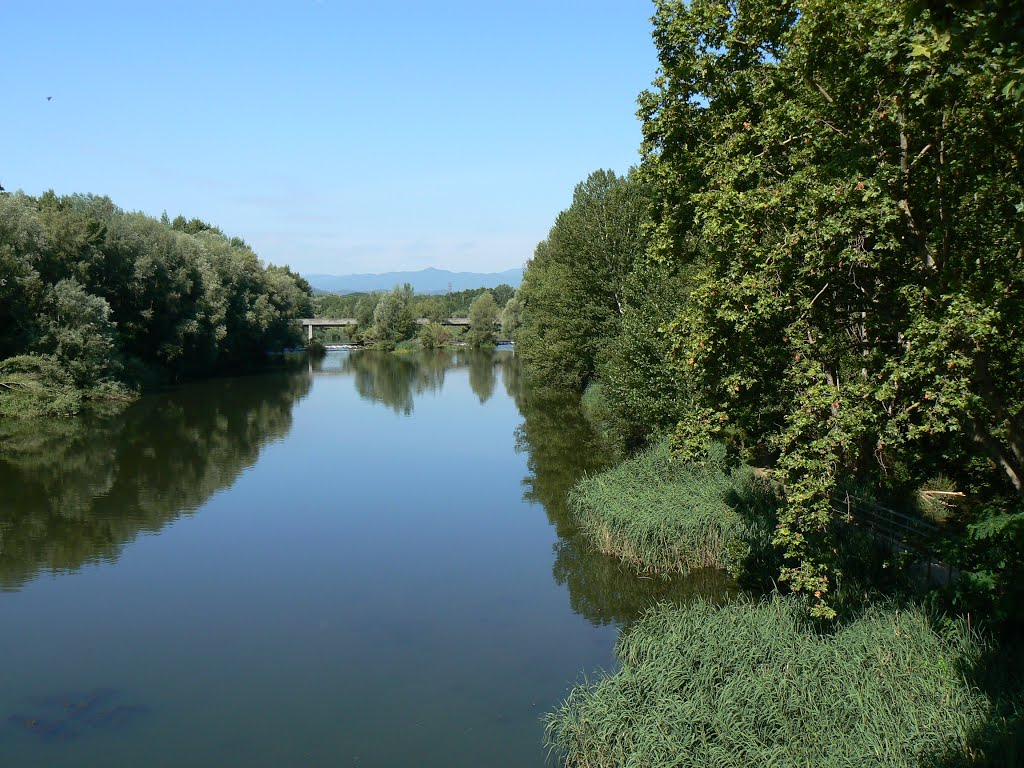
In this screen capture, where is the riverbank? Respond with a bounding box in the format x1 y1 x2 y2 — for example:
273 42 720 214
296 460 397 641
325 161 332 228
545 596 1018 768
545 425 1023 766
0 351 316 419
0 354 136 418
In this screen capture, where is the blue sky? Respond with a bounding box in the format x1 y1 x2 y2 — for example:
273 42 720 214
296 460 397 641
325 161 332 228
3 1 659 275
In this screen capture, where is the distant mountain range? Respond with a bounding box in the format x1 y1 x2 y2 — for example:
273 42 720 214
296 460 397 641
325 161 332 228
304 267 523 295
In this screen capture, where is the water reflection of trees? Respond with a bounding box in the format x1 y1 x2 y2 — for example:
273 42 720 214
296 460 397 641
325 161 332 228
465 350 496 404
0 371 311 590
336 347 714 626
336 348 512 414
511 372 734 627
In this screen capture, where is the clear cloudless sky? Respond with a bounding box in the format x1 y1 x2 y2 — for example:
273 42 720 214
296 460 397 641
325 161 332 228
2 0 660 276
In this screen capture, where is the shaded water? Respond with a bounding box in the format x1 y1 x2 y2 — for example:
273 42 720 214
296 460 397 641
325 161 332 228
0 349 729 766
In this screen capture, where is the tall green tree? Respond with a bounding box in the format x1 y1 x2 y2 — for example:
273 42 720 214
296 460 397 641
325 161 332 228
354 293 381 329
467 290 499 347
516 169 650 390
34 279 118 387
643 0 1024 615
415 295 449 324
371 284 416 348
0 193 45 358
501 291 524 338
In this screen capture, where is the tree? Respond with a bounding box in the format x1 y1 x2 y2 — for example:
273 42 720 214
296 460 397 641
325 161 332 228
263 265 315 350
642 0 1024 615
415 295 449 324
501 292 524 338
371 284 416 348
35 279 118 387
490 283 515 308
467 290 499 347
354 293 380 330
601 259 692 445
516 169 650 389
418 321 451 349
0 193 45 359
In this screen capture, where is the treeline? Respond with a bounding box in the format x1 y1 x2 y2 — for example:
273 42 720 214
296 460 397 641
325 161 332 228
516 0 1023 621
314 283 515 320
525 3 1024 763
311 283 512 350
0 191 313 416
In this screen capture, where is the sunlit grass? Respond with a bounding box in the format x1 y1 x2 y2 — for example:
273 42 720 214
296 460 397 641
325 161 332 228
545 597 1000 768
569 440 771 577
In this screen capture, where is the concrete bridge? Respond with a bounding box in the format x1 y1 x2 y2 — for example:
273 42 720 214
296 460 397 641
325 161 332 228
299 317 472 341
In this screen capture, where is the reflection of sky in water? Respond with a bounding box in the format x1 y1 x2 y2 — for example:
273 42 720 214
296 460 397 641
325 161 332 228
0 350 728 767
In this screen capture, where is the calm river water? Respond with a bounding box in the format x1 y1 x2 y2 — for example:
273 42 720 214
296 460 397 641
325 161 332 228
1 349 726 766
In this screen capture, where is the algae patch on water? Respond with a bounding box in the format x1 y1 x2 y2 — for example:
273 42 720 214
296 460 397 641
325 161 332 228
7 687 148 743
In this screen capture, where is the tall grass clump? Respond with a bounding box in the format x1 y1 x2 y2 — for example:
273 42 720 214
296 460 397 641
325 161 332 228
545 597 995 768
569 440 772 578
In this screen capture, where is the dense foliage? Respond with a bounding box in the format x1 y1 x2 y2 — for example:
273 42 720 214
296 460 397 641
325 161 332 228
0 191 313 412
367 284 417 350
312 283 511 349
641 0 1024 617
515 169 652 391
466 290 499 347
312 284 515 323
517 0 1024 620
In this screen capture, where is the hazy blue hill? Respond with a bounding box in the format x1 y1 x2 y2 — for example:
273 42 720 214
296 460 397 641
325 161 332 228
305 267 523 295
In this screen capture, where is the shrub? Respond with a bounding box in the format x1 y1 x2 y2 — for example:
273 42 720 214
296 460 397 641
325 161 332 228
394 337 422 354
0 354 83 417
418 321 451 349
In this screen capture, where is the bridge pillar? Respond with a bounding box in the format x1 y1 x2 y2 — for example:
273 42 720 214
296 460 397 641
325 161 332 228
308 323 313 342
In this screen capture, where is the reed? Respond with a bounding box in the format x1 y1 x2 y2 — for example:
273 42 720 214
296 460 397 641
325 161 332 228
545 597 998 768
569 440 771 577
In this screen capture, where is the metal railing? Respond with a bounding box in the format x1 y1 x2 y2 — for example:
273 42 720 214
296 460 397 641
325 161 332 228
831 492 956 585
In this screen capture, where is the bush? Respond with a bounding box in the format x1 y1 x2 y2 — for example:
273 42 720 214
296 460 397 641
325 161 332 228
546 597 997 768
569 440 773 579
0 354 83 417
418 321 451 349
394 337 422 354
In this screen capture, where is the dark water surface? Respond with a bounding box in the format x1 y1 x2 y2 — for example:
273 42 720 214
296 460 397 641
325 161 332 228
1 349 728 766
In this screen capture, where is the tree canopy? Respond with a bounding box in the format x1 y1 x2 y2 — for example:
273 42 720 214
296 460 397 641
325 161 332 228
467 290 499 347
515 169 650 391
514 0 1024 618
636 0 1024 615
0 191 313 412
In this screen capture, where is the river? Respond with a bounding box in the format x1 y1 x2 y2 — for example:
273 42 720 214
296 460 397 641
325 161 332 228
0 349 727 767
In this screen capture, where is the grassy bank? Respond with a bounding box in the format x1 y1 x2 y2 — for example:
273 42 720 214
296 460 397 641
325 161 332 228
545 597 1009 768
569 440 772 578
0 354 135 418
